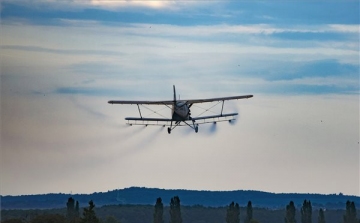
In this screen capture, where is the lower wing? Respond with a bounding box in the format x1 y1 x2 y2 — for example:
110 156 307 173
124 113 237 126
190 113 238 125
124 117 172 126
191 113 238 121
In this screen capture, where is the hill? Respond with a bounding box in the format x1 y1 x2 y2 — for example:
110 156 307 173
1 187 359 210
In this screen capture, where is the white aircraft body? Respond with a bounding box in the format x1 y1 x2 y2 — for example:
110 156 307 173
108 86 253 134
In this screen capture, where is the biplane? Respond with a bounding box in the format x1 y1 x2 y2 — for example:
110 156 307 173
108 86 253 134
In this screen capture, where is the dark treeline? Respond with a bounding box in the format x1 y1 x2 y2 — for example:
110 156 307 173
2 187 359 210
2 197 360 223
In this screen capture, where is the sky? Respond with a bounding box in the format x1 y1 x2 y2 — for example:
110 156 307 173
1 0 359 197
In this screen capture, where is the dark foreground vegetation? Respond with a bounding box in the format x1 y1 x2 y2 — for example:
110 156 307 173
2 196 359 223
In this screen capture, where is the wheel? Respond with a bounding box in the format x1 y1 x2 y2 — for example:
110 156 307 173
195 125 198 133
167 127 171 134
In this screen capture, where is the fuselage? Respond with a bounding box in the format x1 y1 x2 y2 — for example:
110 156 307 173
172 101 190 121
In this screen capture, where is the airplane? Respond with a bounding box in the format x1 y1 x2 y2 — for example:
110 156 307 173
108 86 253 134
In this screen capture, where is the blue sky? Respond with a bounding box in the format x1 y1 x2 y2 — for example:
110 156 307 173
1 0 359 196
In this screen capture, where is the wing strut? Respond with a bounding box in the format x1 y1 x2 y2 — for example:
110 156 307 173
137 104 142 118
220 100 224 116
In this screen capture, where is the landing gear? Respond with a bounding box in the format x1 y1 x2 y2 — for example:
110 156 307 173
192 119 199 133
167 120 199 134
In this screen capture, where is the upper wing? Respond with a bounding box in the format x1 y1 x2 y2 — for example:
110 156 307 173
185 95 253 104
108 100 174 105
108 95 253 105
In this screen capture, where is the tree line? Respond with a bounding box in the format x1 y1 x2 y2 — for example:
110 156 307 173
1 197 359 223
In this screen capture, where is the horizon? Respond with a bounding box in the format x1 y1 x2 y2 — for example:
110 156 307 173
1 0 359 197
2 186 360 197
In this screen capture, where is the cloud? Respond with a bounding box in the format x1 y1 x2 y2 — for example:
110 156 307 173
329 24 360 33
89 0 176 9
2 20 358 97
1 45 122 56
2 0 201 11
56 87 118 97
3 1 359 26
249 59 359 81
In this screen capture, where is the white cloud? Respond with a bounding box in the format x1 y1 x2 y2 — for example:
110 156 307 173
88 23 358 38
2 20 358 98
328 24 360 33
3 0 203 10
273 76 359 88
90 0 173 9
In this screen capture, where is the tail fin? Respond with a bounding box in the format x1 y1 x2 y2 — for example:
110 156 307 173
173 85 176 102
